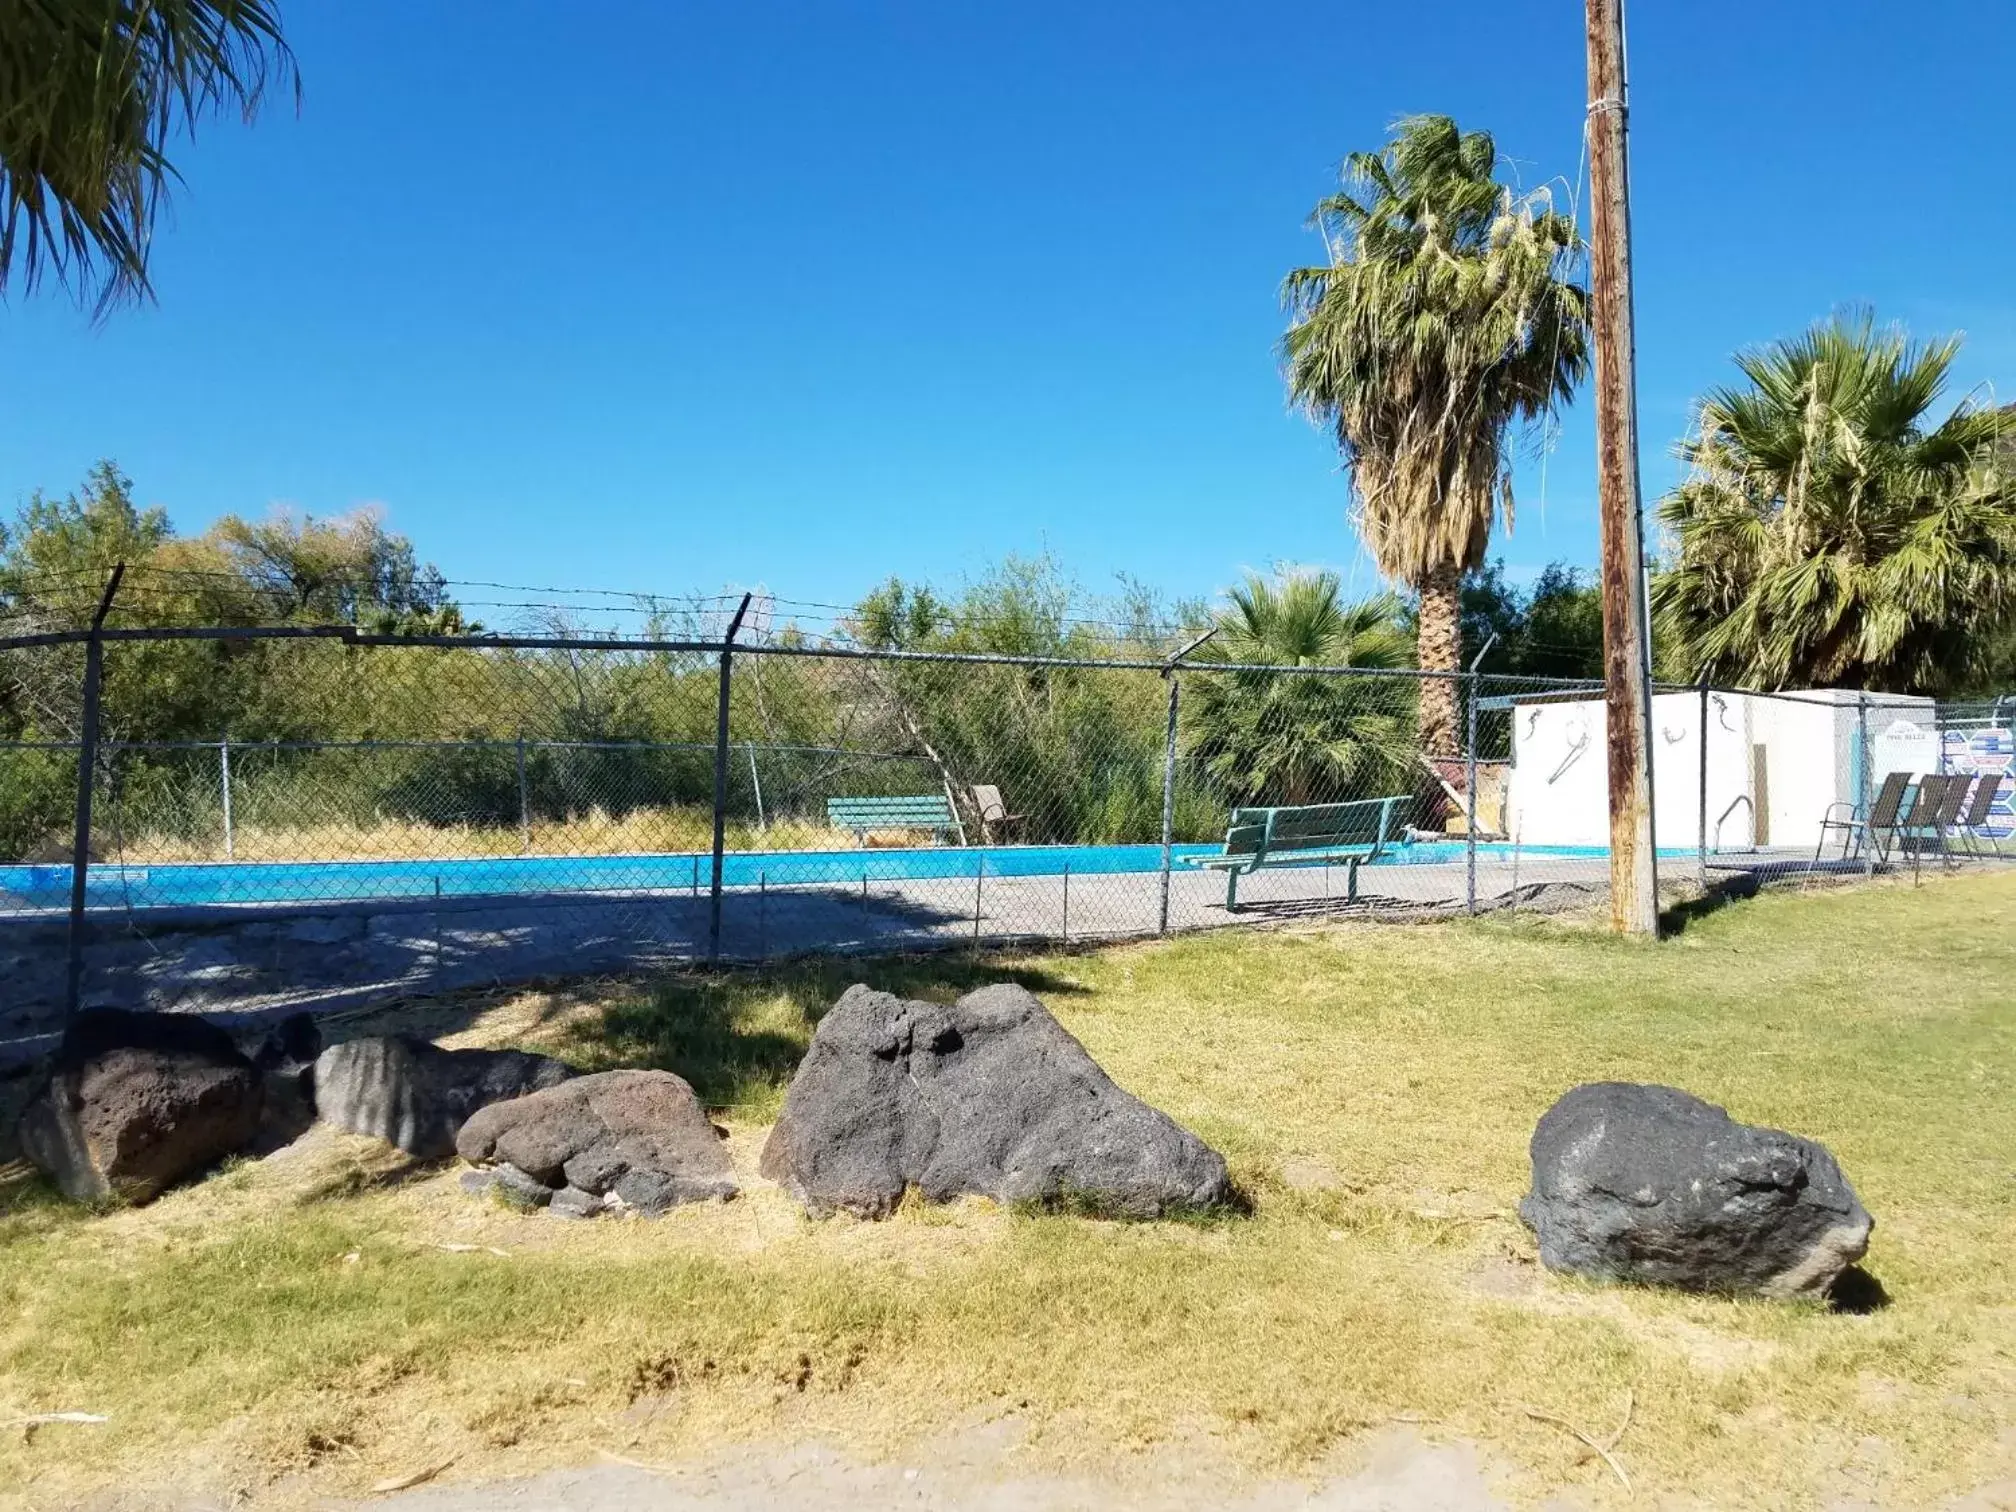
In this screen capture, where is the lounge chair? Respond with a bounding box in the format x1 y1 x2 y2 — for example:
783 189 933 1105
1956 773 2007 858
1924 775 1976 873
1898 774 1963 881
1814 771 1916 867
970 784 1026 844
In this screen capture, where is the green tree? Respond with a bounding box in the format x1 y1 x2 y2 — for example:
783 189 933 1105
848 558 1177 842
1282 114 1589 756
1186 569 1414 807
1652 313 2016 694
1 0 295 312
1456 559 1605 682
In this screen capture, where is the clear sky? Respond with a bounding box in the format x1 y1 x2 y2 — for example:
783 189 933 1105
3 1 2011 618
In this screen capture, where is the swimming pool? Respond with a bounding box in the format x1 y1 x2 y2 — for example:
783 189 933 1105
0 838 1652 912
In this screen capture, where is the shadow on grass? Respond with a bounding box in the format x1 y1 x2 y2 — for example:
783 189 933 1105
1658 873 1762 938
0 1162 88 1238
292 1154 442 1207
1827 1265 1891 1315
560 954 1090 1113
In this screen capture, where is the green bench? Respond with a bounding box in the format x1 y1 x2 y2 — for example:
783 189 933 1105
1183 795 1409 910
826 794 964 845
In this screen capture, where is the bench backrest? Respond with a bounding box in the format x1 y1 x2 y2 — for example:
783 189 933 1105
1222 796 1403 858
827 795 956 829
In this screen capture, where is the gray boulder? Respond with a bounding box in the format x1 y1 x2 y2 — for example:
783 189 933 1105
16 1009 263 1204
1519 1082 1872 1298
313 1035 573 1158
455 1069 737 1216
760 983 1233 1219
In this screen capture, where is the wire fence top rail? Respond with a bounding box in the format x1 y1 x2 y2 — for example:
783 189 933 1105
0 619 1612 685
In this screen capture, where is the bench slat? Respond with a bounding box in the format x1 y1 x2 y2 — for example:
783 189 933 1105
826 796 959 832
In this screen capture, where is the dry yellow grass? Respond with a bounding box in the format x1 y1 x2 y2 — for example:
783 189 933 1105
116 808 869 863
1 871 2013 1509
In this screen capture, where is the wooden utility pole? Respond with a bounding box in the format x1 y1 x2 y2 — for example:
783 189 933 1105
1585 0 1659 934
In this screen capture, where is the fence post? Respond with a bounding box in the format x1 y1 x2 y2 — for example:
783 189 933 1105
516 735 531 855
1158 674 1180 934
1462 637 1495 916
1697 670 1710 890
1464 676 1479 915
1857 694 1872 877
1158 628 1216 935
65 564 125 1025
707 594 754 962
219 735 234 861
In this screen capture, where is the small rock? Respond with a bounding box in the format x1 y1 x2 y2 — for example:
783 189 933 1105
760 982 1233 1219
312 1036 573 1158
490 1161 554 1209
15 1009 264 1204
1519 1082 1872 1298
547 1186 604 1219
455 1069 736 1216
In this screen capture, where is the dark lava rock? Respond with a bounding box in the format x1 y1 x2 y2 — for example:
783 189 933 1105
313 1035 573 1159
1519 1082 1873 1298
759 982 1233 1219
455 1069 736 1216
16 1009 263 1204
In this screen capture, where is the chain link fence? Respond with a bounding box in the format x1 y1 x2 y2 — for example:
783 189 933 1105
1 617 2008 1058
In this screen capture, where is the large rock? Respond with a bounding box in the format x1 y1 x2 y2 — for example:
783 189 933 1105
760 983 1233 1218
455 1069 737 1216
16 1009 263 1203
1519 1082 1873 1298
313 1035 573 1158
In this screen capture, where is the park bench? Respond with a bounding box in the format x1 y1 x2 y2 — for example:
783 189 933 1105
826 794 963 845
1183 795 1409 911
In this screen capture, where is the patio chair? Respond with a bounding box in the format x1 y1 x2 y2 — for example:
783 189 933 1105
970 784 1026 844
1898 774 1963 881
1814 771 1915 868
1956 773 2007 858
1926 775 1976 873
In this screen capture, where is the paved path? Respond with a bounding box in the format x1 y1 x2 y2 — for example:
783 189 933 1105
0 848 1831 1065
346 1426 1514 1512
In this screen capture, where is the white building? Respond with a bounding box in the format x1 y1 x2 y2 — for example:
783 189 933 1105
1503 688 1943 852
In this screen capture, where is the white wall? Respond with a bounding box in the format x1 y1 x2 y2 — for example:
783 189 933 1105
1505 689 1931 851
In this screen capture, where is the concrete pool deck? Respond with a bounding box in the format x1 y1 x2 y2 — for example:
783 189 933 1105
0 846 1853 1064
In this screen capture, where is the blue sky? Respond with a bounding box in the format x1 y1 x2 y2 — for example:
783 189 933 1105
3 1 2011 619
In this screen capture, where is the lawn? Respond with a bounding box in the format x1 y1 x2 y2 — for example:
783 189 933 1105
2 872 2012 1508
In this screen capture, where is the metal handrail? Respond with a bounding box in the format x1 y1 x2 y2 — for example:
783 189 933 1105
1712 794 1755 853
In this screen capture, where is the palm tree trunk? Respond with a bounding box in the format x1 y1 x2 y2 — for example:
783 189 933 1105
1416 563 1463 758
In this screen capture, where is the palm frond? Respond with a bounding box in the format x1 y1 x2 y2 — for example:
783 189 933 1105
0 0 298 314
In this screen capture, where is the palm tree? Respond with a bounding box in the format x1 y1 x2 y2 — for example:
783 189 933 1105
1653 313 2016 694
1186 569 1414 807
1282 114 1589 756
1 0 296 312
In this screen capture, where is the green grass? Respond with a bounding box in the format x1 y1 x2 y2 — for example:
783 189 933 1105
2 873 2012 1508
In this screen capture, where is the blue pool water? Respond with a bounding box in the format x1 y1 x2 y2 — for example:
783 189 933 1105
0 839 1641 912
